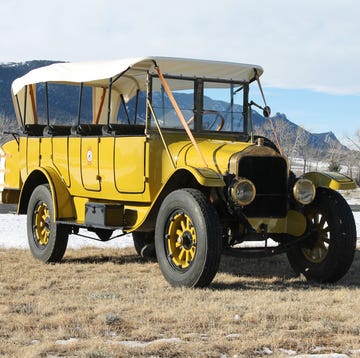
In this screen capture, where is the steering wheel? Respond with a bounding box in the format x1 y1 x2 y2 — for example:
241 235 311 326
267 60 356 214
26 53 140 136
186 110 225 131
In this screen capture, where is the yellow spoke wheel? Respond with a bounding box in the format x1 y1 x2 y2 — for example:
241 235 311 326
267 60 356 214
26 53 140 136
301 210 330 263
166 211 197 270
33 202 51 247
27 185 69 263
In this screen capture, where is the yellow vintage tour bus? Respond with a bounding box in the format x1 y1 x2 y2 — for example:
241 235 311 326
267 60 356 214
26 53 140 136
1 57 357 287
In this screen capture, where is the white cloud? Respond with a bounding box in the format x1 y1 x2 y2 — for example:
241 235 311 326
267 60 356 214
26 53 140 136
2 0 360 94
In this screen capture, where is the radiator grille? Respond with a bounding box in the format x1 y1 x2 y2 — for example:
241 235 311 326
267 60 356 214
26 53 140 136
238 156 288 217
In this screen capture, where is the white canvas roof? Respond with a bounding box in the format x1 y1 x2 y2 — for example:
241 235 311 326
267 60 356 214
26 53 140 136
11 56 263 96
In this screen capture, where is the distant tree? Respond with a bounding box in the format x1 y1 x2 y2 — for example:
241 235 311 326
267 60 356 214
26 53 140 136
345 131 360 184
0 112 18 145
352 130 360 184
293 126 311 174
328 160 341 172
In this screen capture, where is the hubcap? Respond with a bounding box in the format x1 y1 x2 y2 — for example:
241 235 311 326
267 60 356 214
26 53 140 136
166 211 197 269
302 211 330 263
33 202 51 246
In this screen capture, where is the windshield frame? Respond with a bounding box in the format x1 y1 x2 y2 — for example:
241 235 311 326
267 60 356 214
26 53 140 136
146 73 250 136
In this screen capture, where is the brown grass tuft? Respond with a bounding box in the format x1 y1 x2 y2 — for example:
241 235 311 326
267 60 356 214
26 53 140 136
1 247 360 357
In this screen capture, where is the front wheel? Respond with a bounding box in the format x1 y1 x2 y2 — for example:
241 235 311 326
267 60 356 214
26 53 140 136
27 184 69 262
155 188 222 288
287 187 357 283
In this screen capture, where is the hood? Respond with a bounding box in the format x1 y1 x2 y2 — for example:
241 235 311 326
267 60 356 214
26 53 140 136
168 139 255 174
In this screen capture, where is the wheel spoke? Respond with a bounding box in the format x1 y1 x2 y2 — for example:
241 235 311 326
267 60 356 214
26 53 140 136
178 248 186 262
185 216 191 231
319 241 328 251
319 215 326 229
313 213 320 225
189 247 195 261
316 248 323 260
322 225 330 233
185 250 190 264
180 219 186 232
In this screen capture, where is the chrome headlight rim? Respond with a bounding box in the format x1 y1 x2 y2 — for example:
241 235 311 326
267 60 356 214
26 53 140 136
293 178 316 205
229 177 256 206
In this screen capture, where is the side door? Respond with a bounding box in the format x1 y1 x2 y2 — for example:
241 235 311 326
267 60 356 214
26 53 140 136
80 137 101 191
114 136 147 194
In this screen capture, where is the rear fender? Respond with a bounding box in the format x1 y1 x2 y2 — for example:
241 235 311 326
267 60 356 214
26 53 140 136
19 167 75 220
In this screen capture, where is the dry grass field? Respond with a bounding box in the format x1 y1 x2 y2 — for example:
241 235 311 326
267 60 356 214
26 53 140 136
1 246 360 357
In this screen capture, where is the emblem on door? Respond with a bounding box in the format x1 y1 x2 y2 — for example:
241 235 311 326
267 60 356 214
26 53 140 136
87 148 93 164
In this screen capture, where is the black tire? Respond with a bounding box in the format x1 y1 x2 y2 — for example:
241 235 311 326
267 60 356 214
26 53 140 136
27 184 69 262
133 231 156 259
287 187 357 283
155 188 222 288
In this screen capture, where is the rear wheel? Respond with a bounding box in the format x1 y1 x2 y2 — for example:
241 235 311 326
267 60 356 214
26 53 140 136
27 185 69 262
155 188 222 288
287 187 357 283
133 231 156 259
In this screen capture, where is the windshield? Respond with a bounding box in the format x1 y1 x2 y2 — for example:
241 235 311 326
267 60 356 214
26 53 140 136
150 76 247 134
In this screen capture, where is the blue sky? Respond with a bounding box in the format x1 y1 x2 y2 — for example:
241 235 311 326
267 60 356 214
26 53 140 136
251 87 359 140
1 0 359 145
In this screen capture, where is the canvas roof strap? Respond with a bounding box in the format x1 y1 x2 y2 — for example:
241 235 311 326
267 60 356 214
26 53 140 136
154 65 209 168
255 72 283 155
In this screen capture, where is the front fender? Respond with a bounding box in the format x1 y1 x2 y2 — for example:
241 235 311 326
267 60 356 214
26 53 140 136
184 166 225 187
19 167 75 220
304 171 357 191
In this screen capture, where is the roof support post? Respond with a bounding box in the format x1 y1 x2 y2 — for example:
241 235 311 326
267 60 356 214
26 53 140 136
154 66 208 168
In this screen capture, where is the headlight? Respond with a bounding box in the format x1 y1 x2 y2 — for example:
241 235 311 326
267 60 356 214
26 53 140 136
293 179 316 205
229 178 256 206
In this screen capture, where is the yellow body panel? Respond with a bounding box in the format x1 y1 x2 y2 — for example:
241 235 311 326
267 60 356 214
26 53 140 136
26 137 41 174
1 140 20 190
80 137 101 191
162 136 253 174
248 210 307 237
114 137 146 193
51 137 70 186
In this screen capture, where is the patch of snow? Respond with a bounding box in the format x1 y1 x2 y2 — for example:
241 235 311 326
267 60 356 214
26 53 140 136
112 340 148 348
226 333 241 339
112 337 182 348
55 338 79 345
279 348 297 356
294 354 349 358
354 212 360 240
255 347 273 355
0 213 133 250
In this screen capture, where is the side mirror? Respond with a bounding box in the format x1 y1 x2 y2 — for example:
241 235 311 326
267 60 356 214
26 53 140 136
263 106 271 118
